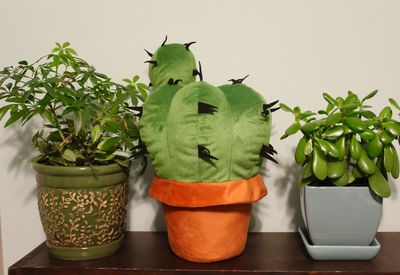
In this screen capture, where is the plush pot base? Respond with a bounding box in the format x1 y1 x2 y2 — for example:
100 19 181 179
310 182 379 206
33 163 128 260
149 174 267 263
163 203 251 263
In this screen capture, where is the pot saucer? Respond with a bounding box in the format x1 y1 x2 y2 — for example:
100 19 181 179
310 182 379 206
298 227 381 260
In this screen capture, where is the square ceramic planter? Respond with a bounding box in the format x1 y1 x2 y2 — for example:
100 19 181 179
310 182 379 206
301 186 382 246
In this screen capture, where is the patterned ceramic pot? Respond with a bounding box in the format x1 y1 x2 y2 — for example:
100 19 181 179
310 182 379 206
32 163 128 260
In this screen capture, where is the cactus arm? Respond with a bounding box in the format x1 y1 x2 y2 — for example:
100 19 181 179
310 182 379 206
139 85 182 178
149 44 196 88
166 82 232 182
219 84 271 179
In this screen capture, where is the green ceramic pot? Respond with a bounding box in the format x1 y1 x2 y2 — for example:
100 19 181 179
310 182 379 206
32 162 129 260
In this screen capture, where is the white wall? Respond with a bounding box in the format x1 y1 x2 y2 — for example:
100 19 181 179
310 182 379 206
1 0 400 273
0 215 3 275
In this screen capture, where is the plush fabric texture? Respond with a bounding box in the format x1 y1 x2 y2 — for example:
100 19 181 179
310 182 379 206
163 203 252 263
149 174 267 207
139 81 271 183
148 43 196 88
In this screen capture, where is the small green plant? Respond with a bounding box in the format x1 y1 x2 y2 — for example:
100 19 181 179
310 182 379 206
281 90 400 198
0 42 149 167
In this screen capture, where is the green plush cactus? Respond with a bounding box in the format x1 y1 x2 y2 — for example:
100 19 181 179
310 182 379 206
145 36 198 89
139 78 277 182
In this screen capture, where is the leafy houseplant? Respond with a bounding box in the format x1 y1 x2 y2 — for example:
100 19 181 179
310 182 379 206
0 42 148 259
281 90 400 246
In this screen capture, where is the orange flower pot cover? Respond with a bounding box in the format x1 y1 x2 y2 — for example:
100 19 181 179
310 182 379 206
149 174 267 262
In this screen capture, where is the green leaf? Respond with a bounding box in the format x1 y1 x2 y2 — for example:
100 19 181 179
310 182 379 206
62 42 71 48
323 92 339 106
97 137 120 152
65 48 78 56
62 149 77 162
4 109 26 127
367 135 383 158
295 137 307 164
316 138 340 158
91 124 101 143
74 112 82 134
122 78 132 84
389 98 400 110
335 136 346 160
281 122 301 139
384 145 394 172
132 75 140 83
279 103 293 113
350 135 362 160
360 110 376 119
344 117 366 132
341 102 359 111
325 113 341 127
382 121 400 137
357 150 377 175
303 161 313 178
312 146 328 181
304 138 313 155
18 60 28 66
379 106 392 120
322 126 344 139
332 171 349 186
302 119 324 134
362 90 378 101
359 129 375 141
379 130 394 145
40 110 56 126
368 169 391 198
328 160 345 179
0 105 13 121
391 145 399 179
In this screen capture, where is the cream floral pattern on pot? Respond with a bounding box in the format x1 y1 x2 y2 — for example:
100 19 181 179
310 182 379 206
37 182 128 247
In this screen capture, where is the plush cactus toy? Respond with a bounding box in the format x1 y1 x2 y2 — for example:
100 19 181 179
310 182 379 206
145 36 199 89
140 80 276 182
139 39 278 263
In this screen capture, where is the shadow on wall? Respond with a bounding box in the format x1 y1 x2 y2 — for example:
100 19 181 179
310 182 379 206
249 159 271 232
127 158 165 231
273 148 305 230
2 124 36 177
250 146 305 232
1 124 37 206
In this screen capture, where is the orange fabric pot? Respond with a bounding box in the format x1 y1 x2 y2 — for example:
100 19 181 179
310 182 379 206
149 174 267 263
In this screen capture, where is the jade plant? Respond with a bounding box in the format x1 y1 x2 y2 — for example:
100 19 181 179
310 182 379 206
0 42 148 167
281 90 400 198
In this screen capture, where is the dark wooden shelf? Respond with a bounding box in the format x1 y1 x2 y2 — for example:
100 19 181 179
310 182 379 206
9 232 400 274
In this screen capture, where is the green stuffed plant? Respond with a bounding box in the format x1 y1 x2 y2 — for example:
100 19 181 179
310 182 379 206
0 42 148 167
281 90 400 198
139 76 279 182
145 36 199 89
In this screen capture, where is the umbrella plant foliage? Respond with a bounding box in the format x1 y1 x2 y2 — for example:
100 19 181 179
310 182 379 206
281 90 400 198
0 42 149 167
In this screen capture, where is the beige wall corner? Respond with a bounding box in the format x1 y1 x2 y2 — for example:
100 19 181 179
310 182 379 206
0 214 4 275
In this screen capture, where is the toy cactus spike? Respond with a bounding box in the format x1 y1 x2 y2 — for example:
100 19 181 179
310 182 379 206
145 36 197 89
